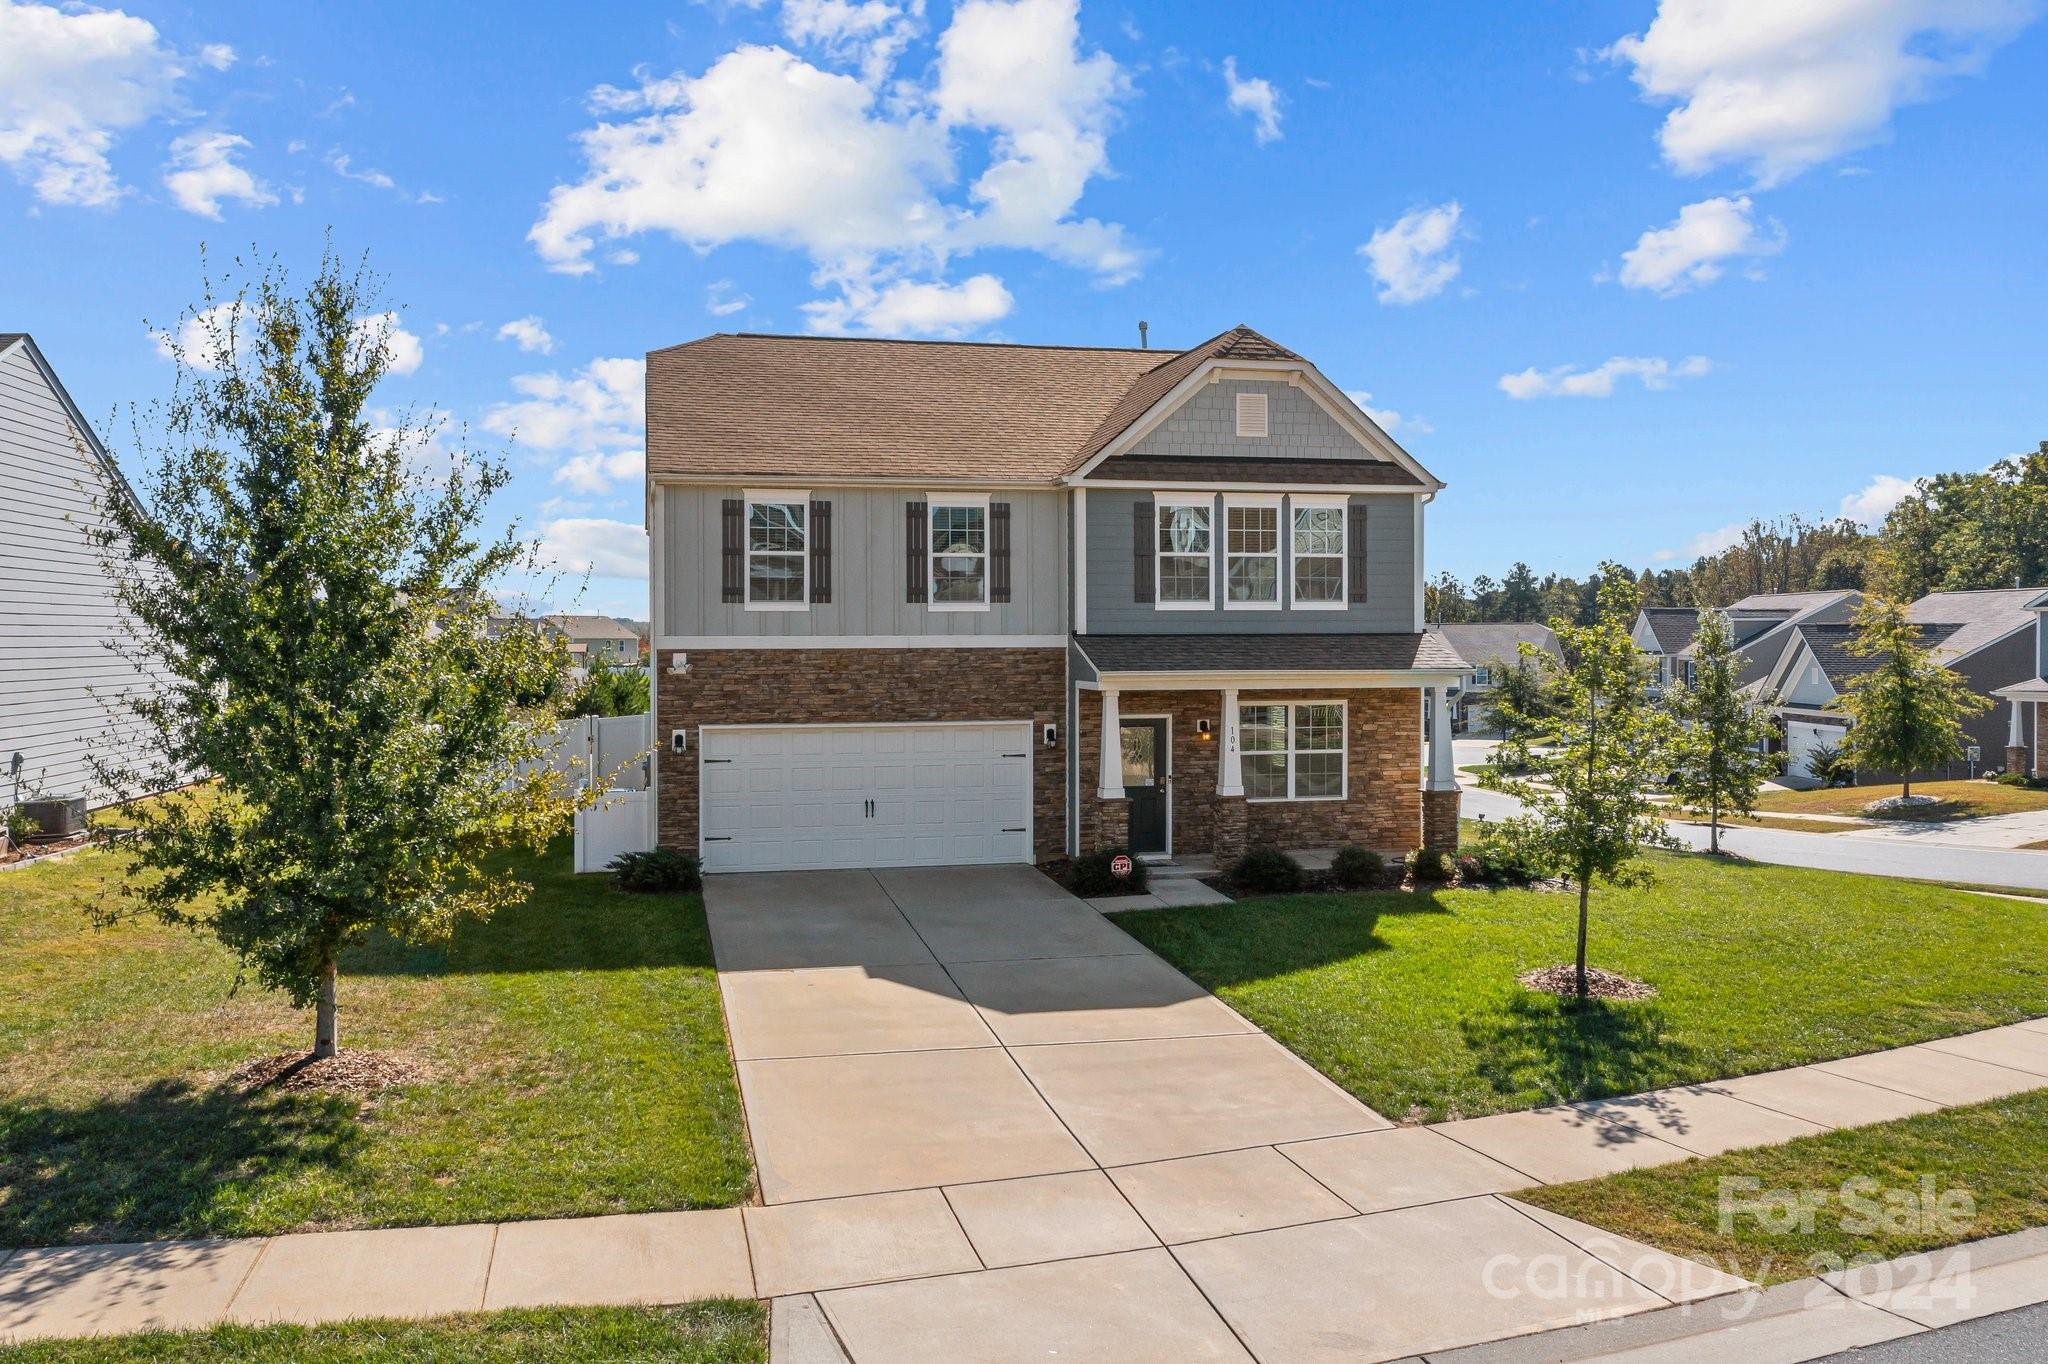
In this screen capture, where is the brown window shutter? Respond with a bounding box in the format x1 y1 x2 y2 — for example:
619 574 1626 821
906 501 929 603
1347 504 1369 602
990 501 1012 604
721 498 744 603
809 500 832 604
1132 498 1154 604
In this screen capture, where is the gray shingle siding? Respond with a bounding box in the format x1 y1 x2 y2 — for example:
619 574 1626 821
1125 378 1376 462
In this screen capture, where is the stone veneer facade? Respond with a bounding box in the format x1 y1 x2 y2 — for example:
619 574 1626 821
1075 687 1426 857
656 648 1067 861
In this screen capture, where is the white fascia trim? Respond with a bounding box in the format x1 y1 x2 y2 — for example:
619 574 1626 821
1082 480 1426 495
1081 668 1467 691
655 474 1056 490
655 635 1068 650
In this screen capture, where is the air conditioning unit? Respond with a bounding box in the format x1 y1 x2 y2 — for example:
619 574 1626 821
19 797 86 841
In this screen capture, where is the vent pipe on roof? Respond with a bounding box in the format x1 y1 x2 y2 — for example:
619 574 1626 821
1138 320 1148 349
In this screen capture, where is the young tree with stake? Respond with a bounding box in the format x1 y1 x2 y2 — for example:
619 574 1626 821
1479 578 1677 999
94 252 589 1060
1665 611 1778 853
1832 595 1992 800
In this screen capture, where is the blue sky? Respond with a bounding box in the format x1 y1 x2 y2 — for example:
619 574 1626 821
6 0 2045 616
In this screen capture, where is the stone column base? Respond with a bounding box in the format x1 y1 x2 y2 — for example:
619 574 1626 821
1422 787 1462 852
1213 796 1249 866
1090 799 1128 854
2008 746 2031 778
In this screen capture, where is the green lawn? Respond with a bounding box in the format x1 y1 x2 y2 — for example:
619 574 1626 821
1757 779 2048 821
1517 1088 2048 1284
0 838 752 1246
1110 852 2048 1122
0 1303 765 1363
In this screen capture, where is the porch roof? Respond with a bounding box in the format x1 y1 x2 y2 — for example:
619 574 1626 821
1996 678 2048 701
1074 632 1468 684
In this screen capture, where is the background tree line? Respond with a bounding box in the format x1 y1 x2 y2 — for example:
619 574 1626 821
1428 442 2048 625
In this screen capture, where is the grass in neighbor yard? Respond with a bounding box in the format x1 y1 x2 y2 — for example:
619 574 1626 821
1756 779 2048 821
0 837 751 1247
1517 1088 2048 1284
1110 851 2048 1122
1661 810 1862 835
0 1303 766 1363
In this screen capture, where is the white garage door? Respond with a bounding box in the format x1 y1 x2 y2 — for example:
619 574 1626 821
1785 720 1842 785
699 723 1034 873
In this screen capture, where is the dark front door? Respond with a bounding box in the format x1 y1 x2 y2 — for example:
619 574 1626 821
1120 718 1169 855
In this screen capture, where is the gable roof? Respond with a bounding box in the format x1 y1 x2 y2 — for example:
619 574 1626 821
1428 622 1562 668
643 325 1436 487
542 613 641 642
1725 590 1854 614
1638 607 1701 654
1907 588 2043 665
1791 622 1963 689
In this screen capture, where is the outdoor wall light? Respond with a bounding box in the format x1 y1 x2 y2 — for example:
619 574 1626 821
1043 723 1059 747
1196 719 1214 741
667 651 691 675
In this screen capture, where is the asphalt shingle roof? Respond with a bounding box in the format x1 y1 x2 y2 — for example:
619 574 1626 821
1075 632 1466 674
1907 588 2043 665
1428 622 1562 668
1639 607 1701 653
1797 622 1963 687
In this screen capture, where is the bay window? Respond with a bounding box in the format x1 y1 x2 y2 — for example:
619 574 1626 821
1239 701 1347 801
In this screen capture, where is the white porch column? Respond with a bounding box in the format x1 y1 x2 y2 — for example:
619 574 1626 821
1218 686 1243 796
2012 696 2027 749
1426 684 1457 791
1097 687 1124 799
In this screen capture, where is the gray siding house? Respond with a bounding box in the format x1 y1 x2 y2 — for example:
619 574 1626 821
0 334 161 813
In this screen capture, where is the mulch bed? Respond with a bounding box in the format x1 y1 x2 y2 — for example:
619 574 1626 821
1518 964 1657 1001
230 1049 431 1098
0 831 95 869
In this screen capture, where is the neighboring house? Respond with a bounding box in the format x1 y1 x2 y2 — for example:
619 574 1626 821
1710 590 1861 691
1762 588 2039 785
643 326 1465 874
1993 591 2048 780
1630 606 1700 691
1429 622 1563 733
0 333 163 812
541 614 643 667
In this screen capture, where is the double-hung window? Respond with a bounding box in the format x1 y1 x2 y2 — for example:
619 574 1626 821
930 497 989 609
1156 497 1214 607
1239 701 1346 801
746 494 807 607
1224 496 1281 608
1291 497 1346 608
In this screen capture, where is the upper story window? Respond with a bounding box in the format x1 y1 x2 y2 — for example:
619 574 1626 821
746 494 808 608
1291 498 1346 608
1157 498 1213 608
930 497 989 610
1472 665 1491 687
1235 391 1269 438
1224 497 1280 609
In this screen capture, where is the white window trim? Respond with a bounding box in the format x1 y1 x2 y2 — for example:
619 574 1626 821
1235 390 1269 438
1240 698 1348 803
1154 493 1215 611
744 489 809 612
1222 493 1283 612
927 491 992 614
1289 495 1349 611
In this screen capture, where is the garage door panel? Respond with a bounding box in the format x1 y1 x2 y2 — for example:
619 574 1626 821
700 723 1032 873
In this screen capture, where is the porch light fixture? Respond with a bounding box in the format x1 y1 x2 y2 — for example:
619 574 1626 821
1196 719 1214 741
667 651 691 675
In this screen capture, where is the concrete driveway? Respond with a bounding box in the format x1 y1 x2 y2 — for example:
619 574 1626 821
704 865 1740 1363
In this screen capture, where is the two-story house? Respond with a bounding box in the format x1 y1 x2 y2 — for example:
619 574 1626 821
642 326 1464 875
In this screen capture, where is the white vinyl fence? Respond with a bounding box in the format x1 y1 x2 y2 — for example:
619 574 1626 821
519 714 657 873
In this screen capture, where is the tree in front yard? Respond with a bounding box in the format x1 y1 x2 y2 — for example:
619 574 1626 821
94 252 589 1060
1479 577 1678 999
1664 611 1778 853
1831 595 1992 800
1484 648 1557 747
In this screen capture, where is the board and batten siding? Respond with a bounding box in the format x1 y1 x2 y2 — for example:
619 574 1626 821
0 340 162 806
659 485 1066 638
1083 489 1418 634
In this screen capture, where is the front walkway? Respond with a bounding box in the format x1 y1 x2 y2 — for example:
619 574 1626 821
4 864 2048 1361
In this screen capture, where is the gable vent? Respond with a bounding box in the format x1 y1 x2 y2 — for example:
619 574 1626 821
1235 391 1269 438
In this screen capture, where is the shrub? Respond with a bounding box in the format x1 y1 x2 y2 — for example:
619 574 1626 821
1995 771 2048 790
1464 837 1544 886
1070 848 1149 897
609 848 702 894
1455 855 1482 882
1329 845 1385 889
1803 741 1853 788
1407 847 1454 882
1229 845 1304 894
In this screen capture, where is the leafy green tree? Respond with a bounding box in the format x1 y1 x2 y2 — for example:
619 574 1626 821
1832 595 1993 799
1664 611 1778 853
95 253 587 1059
570 653 651 718
1479 578 1678 998
1483 648 1556 746
1500 562 1543 621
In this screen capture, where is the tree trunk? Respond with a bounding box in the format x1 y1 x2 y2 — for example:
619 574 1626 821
313 953 338 1059
1901 778 1912 801
1575 876 1591 1000
1710 794 1721 855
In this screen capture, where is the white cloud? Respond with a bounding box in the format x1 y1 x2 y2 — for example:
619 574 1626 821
539 517 650 580
779 0 926 86
1619 194 1785 295
352 312 423 376
1498 355 1712 399
1222 56 1282 144
803 272 1013 335
483 357 646 494
328 149 439 204
1603 0 2037 187
1653 520 1746 563
197 42 236 71
0 0 186 207
496 316 555 354
706 280 751 316
1840 473 1919 525
161 131 275 218
1360 202 1463 305
531 0 1140 333
151 301 242 369
1343 389 1433 437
